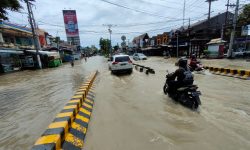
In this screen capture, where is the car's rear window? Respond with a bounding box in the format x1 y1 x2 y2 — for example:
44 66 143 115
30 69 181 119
115 56 130 62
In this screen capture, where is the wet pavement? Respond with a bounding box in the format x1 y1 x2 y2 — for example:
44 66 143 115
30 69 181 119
0 56 249 150
150 57 250 70
201 58 250 70
84 56 250 150
0 57 103 150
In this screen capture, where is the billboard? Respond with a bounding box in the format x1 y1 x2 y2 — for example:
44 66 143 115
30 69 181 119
63 10 79 38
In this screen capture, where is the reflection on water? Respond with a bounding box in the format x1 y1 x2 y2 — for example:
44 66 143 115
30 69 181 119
0 56 104 149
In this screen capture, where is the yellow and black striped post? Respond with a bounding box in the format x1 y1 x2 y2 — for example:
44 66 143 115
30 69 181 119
205 66 250 80
32 71 98 150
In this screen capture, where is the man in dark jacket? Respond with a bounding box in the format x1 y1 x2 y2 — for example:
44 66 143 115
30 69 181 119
168 58 193 95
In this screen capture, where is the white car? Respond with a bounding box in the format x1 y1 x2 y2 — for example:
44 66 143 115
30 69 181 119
133 53 147 60
108 54 133 73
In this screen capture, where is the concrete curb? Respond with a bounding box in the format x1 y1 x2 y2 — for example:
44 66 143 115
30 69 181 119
133 63 155 74
32 71 98 150
204 66 250 80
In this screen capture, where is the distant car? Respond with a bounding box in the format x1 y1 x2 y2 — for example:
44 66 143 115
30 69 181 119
133 53 147 60
108 54 133 74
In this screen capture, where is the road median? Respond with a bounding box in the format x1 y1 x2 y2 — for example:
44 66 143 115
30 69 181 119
204 66 250 80
32 71 98 150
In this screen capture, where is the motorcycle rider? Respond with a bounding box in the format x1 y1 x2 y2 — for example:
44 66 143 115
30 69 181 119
189 54 198 70
168 58 194 97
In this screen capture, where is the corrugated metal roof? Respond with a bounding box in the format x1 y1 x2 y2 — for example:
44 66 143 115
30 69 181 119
0 21 32 34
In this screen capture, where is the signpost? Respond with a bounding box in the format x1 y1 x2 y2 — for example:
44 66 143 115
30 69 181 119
63 10 80 46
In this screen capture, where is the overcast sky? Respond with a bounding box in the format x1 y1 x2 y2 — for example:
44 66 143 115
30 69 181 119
6 0 250 47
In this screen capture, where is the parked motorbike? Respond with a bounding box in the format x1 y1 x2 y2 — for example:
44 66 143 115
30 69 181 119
163 71 201 109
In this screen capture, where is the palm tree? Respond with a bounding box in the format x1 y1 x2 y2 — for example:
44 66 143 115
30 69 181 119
0 0 34 20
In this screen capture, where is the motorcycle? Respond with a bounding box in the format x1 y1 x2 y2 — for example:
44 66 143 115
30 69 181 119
163 71 201 110
189 61 204 72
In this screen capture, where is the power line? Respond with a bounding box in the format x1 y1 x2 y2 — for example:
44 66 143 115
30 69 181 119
38 17 193 29
38 14 206 35
134 0 206 14
99 0 176 19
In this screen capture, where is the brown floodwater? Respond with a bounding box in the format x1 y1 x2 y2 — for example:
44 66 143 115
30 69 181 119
83 56 250 150
0 56 249 150
0 57 102 150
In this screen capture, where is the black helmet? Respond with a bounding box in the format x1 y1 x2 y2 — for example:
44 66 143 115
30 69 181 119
178 57 187 68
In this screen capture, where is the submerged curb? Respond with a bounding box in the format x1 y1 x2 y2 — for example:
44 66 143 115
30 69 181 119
32 71 98 150
204 66 250 80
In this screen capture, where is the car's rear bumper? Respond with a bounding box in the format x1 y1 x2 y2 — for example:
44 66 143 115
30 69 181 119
111 67 133 71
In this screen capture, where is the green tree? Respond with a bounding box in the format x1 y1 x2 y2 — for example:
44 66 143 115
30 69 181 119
0 0 34 20
113 45 119 51
99 37 111 56
224 4 250 39
238 4 250 27
0 0 35 20
90 45 98 54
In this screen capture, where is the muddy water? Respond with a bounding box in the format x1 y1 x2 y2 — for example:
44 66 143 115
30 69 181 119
84 57 250 150
0 57 103 150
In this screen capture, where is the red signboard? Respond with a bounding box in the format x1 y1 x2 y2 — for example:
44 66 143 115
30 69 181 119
63 10 79 37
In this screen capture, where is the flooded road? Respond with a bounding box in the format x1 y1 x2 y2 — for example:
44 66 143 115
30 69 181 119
0 57 103 150
0 56 249 150
84 57 250 150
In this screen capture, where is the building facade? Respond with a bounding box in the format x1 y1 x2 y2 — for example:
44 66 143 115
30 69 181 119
132 33 149 48
0 20 34 49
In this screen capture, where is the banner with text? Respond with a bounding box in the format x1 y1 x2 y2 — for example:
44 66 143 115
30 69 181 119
63 10 79 38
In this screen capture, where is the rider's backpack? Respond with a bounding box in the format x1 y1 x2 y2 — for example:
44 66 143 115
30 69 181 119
183 69 194 85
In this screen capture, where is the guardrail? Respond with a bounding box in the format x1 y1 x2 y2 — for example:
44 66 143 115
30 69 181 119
204 66 250 80
133 63 155 74
32 71 98 150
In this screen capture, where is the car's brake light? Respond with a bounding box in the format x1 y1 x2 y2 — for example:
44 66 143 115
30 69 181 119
112 62 118 65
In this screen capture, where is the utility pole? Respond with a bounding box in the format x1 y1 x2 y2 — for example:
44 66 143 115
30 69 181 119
206 0 217 20
228 0 239 58
177 32 179 58
103 24 116 56
188 18 191 57
25 0 42 69
221 24 224 39
225 0 230 25
221 0 229 40
109 28 112 54
183 0 186 27
56 31 59 49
